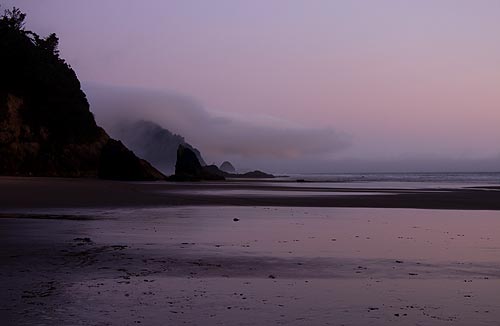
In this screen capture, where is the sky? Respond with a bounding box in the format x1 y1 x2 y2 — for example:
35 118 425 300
4 0 500 172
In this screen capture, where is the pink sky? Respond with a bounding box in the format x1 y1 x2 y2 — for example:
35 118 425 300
6 0 500 171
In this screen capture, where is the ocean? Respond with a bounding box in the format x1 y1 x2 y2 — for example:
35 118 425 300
271 172 500 189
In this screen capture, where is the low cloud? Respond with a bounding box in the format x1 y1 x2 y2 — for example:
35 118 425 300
83 83 350 170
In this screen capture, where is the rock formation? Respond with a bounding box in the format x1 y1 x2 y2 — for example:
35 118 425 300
98 139 165 180
171 145 225 181
110 120 205 174
0 8 165 180
219 161 236 173
171 145 274 181
233 170 274 179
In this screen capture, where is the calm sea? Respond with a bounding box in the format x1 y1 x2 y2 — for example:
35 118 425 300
271 172 500 189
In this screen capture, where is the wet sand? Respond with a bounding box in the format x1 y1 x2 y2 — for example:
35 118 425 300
2 177 500 325
1 176 500 210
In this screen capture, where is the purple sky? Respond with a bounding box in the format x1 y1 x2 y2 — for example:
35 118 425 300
5 0 500 172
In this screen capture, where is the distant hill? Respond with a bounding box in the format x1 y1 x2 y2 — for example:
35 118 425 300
0 8 164 180
110 120 206 174
220 161 236 173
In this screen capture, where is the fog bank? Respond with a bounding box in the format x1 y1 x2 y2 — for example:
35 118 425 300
84 83 499 174
84 83 350 171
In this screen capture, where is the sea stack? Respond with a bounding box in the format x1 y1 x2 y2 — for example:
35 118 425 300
219 161 236 173
172 145 225 181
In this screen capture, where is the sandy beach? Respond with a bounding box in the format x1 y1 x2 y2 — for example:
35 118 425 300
1 177 500 325
1 176 500 210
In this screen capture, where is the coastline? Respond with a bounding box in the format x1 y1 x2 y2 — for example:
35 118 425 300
2 177 500 325
1 176 500 211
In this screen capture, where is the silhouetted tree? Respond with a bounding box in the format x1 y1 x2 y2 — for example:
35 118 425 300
29 32 60 57
0 7 98 143
1 7 59 57
0 7 165 179
0 7 26 31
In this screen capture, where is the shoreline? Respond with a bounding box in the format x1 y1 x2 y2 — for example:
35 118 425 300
3 177 500 325
1 176 500 211
2 205 500 325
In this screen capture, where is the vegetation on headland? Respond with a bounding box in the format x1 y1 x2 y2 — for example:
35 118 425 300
0 7 164 179
0 7 272 180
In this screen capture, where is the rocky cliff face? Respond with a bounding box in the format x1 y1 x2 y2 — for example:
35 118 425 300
0 92 165 180
98 139 165 180
0 93 105 177
110 120 206 174
0 8 164 180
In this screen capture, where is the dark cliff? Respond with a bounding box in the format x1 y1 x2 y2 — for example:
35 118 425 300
0 8 164 180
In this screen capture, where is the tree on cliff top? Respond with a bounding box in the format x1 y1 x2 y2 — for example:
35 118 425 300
0 7 166 179
0 7 26 30
1 7 59 57
0 7 98 143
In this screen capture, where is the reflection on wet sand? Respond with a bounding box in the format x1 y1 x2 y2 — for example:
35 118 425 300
1 206 500 325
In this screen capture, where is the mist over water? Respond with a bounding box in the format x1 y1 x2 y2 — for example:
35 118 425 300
83 83 500 174
84 83 350 171
86 85 500 174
